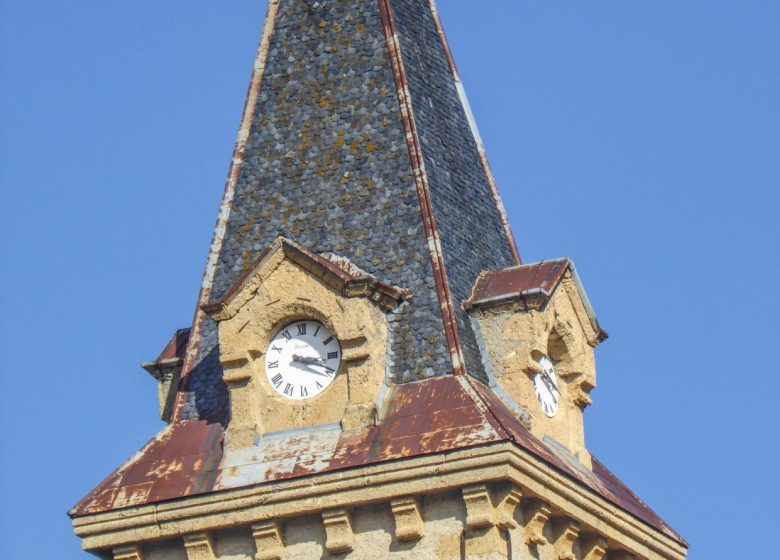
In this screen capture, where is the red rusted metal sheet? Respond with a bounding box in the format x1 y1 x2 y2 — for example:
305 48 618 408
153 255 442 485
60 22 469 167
70 375 683 546
151 328 190 363
465 259 570 310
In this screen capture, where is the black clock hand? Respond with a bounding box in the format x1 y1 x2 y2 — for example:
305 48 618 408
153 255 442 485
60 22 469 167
292 354 324 365
293 363 330 377
539 373 559 403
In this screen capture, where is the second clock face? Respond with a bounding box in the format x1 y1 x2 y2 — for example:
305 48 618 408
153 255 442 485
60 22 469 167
264 320 341 400
534 355 560 418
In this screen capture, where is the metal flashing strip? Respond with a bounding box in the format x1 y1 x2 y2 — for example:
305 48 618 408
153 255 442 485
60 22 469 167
378 0 467 376
427 0 522 266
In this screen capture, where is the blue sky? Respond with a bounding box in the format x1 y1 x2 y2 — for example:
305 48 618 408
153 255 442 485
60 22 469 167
1 1 778 558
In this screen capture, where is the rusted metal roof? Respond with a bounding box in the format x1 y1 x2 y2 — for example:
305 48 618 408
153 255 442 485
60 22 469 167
465 259 571 309
141 328 190 380
70 375 683 545
150 328 190 363
467 379 685 545
465 259 607 342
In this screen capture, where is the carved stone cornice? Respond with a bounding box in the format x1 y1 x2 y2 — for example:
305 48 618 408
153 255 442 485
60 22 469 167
72 443 687 560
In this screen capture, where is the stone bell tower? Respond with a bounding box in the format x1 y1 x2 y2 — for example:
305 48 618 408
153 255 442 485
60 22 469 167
70 1 688 559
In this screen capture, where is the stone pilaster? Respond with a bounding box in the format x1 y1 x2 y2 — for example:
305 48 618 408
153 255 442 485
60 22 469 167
113 544 143 560
183 532 216 560
252 521 285 560
390 497 424 541
322 509 355 553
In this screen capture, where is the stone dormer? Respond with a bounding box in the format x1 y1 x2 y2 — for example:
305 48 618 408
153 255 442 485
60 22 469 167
202 236 409 449
141 328 190 423
466 259 607 468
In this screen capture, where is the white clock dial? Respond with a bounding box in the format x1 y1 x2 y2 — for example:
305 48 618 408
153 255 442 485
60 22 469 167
534 355 560 418
264 320 341 400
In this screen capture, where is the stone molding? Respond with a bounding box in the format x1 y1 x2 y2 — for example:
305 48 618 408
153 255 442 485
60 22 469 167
252 521 285 560
73 443 686 560
322 508 355 553
390 497 424 541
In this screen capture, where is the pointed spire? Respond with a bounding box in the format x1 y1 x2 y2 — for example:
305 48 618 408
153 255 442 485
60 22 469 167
176 0 520 422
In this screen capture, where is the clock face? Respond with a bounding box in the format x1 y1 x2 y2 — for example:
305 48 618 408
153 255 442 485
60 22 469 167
534 355 560 418
264 320 341 400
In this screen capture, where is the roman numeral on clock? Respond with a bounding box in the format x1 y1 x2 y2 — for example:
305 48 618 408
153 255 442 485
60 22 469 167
328 351 338 360
300 386 308 397
268 361 279 369
271 373 283 388
283 383 293 396
323 336 333 345
281 330 292 341
297 323 306 335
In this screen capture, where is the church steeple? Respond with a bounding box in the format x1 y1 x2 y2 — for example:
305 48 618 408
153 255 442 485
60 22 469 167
178 0 520 423
69 3 687 559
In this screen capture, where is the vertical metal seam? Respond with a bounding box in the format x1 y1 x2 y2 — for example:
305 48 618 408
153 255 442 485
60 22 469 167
378 0 467 376
427 0 522 266
171 0 283 422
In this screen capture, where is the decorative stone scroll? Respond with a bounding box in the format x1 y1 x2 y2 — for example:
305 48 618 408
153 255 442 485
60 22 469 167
551 518 580 560
252 521 285 560
462 485 496 528
523 500 551 545
391 497 425 541
581 535 608 560
183 532 216 560
322 509 355 553
496 485 523 529
113 544 143 560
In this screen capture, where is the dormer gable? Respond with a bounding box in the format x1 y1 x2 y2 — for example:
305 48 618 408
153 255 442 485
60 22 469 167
203 236 410 320
466 259 606 469
141 327 190 423
202 237 409 450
